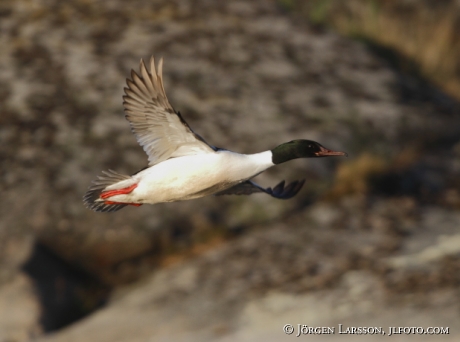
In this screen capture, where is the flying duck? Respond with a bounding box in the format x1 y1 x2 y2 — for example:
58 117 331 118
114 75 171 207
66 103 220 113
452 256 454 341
84 56 347 212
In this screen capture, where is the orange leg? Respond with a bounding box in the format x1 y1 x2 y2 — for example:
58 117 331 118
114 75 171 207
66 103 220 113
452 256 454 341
100 183 138 199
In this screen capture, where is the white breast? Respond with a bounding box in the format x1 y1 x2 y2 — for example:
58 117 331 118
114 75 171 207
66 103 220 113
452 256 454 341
111 150 273 204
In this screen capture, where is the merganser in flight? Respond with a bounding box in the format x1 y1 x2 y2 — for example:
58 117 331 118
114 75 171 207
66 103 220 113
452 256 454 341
84 57 347 212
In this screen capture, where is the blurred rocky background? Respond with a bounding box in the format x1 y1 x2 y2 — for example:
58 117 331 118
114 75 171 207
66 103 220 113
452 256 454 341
0 0 460 341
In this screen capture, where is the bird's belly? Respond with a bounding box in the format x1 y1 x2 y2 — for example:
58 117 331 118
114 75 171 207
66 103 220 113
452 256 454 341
130 154 253 204
138 173 230 203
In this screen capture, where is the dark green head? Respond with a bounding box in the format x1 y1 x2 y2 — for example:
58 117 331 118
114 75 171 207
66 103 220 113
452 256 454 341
271 139 347 165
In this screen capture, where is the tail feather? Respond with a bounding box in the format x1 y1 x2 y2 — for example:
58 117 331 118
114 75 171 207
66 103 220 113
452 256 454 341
83 170 132 212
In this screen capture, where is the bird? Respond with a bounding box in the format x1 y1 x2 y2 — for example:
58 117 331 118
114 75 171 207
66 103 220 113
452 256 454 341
83 56 347 212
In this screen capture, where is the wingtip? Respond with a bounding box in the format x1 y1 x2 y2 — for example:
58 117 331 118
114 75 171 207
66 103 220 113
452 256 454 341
271 179 306 199
149 55 156 76
158 57 164 77
273 180 286 193
136 55 165 80
139 58 147 73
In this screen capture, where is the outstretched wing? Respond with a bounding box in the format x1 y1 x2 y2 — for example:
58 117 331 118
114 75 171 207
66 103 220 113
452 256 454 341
123 56 215 166
215 179 305 199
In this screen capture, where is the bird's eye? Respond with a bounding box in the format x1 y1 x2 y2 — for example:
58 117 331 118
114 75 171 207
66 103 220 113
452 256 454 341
308 144 312 148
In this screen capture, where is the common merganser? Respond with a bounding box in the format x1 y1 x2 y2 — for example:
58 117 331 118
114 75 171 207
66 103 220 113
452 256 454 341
84 57 347 212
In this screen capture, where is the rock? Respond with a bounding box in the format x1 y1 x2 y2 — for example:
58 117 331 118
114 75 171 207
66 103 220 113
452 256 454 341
1 0 460 340
1 0 459 282
0 273 41 342
38 237 460 341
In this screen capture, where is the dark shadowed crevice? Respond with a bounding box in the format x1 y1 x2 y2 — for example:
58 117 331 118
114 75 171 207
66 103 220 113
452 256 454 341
22 242 111 332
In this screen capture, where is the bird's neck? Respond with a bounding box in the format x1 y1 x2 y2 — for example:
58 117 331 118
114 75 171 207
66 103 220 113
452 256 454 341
271 142 304 165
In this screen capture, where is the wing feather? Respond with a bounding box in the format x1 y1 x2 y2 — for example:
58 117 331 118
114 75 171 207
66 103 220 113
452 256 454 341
215 179 305 199
123 56 215 166
140 59 156 95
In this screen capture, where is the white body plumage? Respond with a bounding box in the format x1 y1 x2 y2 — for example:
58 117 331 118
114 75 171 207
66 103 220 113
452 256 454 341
104 150 274 204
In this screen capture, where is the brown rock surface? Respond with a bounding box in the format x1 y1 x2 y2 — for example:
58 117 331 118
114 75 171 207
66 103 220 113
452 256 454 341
0 0 459 341
40 205 460 341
